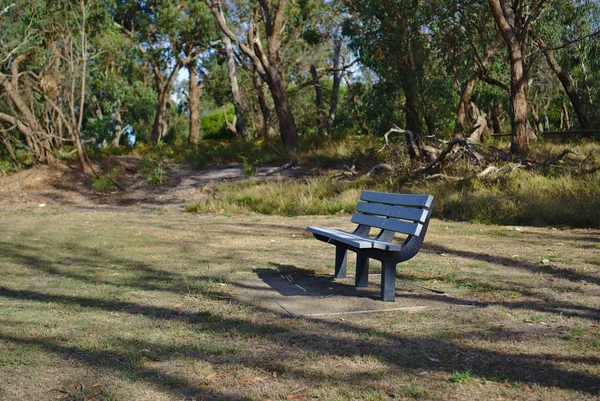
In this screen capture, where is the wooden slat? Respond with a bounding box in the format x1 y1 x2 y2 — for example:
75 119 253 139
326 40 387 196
351 213 423 236
370 238 403 251
306 226 374 248
355 202 430 223
360 191 433 208
307 226 404 251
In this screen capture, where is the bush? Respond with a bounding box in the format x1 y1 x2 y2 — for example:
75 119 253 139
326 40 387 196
92 168 119 193
188 139 600 228
138 157 168 185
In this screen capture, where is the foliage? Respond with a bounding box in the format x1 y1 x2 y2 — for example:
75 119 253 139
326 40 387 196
187 177 364 216
138 157 168 185
0 160 17 176
92 168 119 193
188 138 600 228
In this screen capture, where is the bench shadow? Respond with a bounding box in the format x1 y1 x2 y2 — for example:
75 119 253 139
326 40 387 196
253 264 381 300
250 264 476 308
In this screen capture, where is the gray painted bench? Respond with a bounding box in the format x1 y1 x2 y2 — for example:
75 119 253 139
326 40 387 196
307 190 434 302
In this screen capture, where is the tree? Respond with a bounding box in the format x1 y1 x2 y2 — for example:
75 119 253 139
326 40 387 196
488 0 547 153
343 0 441 159
206 0 300 158
218 5 250 140
114 0 217 144
0 0 112 173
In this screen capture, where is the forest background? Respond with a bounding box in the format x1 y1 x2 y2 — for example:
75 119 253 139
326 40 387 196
1 0 599 227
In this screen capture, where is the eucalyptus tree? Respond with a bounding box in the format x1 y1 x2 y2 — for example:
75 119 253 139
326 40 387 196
205 0 302 158
487 0 550 153
0 0 114 173
432 0 506 136
343 0 443 159
0 0 57 165
114 0 217 144
529 0 600 131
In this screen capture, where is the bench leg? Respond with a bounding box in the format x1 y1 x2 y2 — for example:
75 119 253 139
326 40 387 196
355 254 369 287
334 246 347 278
381 259 397 302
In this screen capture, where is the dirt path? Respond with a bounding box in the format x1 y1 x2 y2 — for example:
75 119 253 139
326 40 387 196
0 156 311 213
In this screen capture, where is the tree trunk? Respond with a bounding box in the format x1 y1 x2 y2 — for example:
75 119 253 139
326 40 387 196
188 63 201 145
73 128 93 175
531 31 590 130
267 66 299 156
530 103 544 135
113 109 123 147
310 64 327 136
223 32 250 140
403 82 424 160
151 64 181 143
328 39 342 134
454 79 476 137
492 103 502 133
562 102 570 129
1 131 18 167
467 104 488 143
488 0 531 154
253 66 271 139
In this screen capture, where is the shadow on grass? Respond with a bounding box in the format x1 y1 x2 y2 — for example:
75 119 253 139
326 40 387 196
424 243 600 287
1 224 599 398
1 283 599 397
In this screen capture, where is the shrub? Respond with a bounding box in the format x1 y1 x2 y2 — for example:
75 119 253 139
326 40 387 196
92 168 119 193
138 157 168 185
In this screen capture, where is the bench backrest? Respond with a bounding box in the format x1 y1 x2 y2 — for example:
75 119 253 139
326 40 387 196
351 191 434 237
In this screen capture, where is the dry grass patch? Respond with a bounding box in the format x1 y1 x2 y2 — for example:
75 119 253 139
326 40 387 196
0 211 598 400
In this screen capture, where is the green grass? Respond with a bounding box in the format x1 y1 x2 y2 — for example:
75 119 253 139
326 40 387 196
450 370 472 383
187 177 366 216
0 212 599 400
184 138 600 228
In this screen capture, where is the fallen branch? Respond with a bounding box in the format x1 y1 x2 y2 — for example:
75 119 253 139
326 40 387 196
379 126 421 159
424 173 462 181
477 165 502 177
332 164 357 179
418 138 483 174
582 165 600 175
541 148 582 167
366 163 393 177
265 159 294 176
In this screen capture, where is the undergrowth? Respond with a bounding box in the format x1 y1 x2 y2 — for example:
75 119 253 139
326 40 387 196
188 138 600 228
187 177 366 216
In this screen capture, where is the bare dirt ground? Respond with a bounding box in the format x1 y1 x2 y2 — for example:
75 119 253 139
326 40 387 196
0 157 311 213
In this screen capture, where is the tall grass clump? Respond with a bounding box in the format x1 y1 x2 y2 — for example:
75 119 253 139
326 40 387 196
187 177 364 216
415 169 600 228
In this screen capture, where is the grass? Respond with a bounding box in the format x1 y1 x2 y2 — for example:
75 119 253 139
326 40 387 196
184 138 600 228
0 211 598 400
186 177 365 216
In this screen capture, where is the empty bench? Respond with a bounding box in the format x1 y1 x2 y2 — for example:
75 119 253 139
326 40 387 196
307 190 434 302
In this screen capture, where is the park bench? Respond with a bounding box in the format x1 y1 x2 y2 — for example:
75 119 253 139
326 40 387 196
307 190 434 302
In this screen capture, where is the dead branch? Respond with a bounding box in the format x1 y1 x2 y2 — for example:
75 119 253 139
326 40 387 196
541 148 582 167
222 106 238 134
424 174 462 181
418 138 484 174
477 165 502 177
366 163 393 177
379 126 420 158
582 165 600 175
265 159 294 176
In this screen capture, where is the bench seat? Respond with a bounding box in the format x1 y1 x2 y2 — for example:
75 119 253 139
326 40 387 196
307 190 434 302
306 226 404 251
